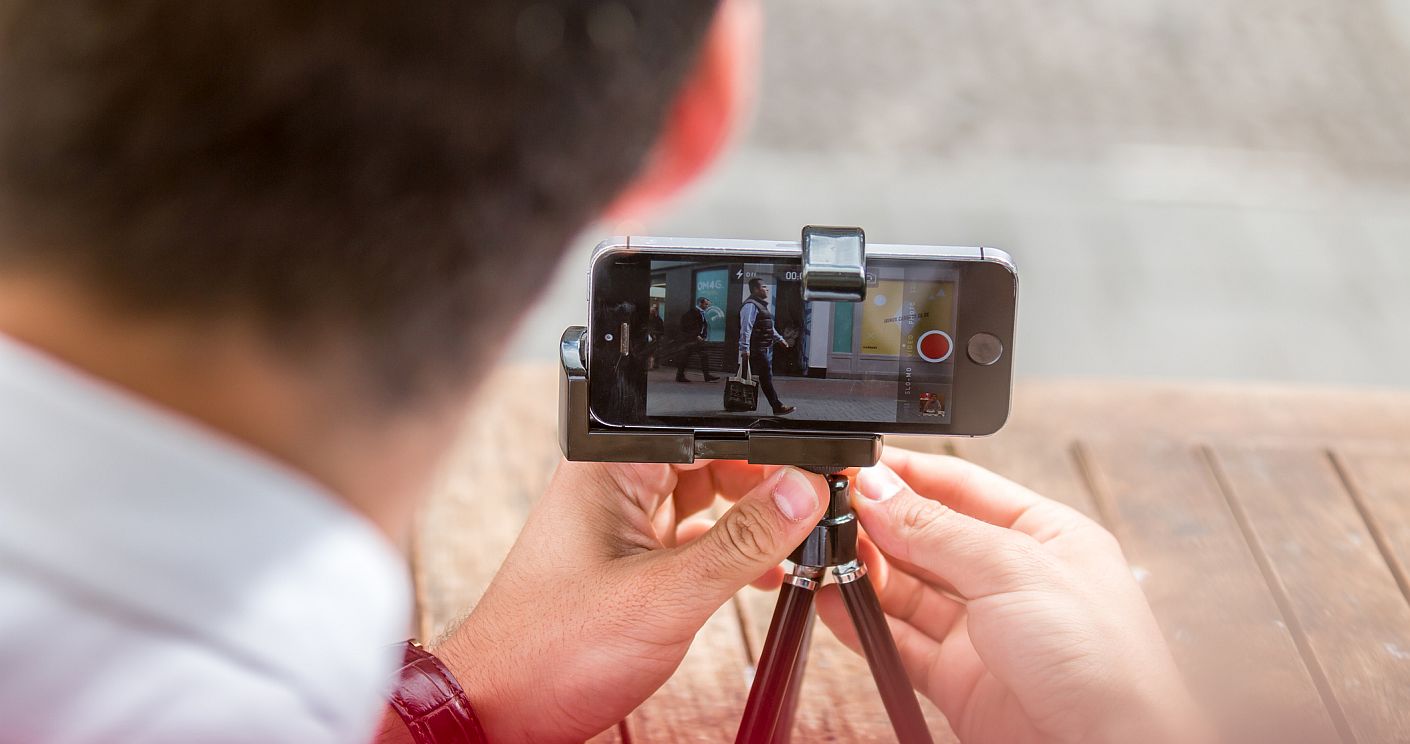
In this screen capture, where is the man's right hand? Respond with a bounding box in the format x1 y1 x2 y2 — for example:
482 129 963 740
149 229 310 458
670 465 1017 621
426 460 828 743
815 448 1213 744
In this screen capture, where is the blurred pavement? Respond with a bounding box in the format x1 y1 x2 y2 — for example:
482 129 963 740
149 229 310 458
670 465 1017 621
646 370 897 422
509 0 1410 388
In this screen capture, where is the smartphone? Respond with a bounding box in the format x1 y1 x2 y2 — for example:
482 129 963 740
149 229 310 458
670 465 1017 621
587 237 1016 437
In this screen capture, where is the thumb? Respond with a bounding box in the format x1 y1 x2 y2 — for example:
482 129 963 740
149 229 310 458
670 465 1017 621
854 461 1056 599
668 467 828 605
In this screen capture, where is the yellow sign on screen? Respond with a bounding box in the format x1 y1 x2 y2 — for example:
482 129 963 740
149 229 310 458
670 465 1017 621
859 280 955 357
860 280 904 356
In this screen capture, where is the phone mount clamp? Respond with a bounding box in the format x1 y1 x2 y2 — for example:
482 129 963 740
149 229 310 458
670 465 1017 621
558 226 932 743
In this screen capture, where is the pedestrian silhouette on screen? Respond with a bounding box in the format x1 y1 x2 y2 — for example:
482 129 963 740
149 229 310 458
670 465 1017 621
676 297 718 382
737 278 794 415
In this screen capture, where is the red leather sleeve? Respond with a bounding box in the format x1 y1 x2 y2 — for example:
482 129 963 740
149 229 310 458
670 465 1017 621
386 640 489 744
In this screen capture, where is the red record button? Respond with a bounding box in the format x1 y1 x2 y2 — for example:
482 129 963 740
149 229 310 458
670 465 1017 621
917 330 953 363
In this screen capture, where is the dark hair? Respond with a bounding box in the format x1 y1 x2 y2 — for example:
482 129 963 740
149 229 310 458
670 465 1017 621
748 277 764 290
0 1 719 403
697 296 709 305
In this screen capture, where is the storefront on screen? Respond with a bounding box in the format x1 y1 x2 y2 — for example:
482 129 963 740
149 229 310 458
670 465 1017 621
650 261 958 383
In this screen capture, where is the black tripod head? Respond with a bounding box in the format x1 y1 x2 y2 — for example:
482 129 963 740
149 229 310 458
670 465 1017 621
789 472 858 568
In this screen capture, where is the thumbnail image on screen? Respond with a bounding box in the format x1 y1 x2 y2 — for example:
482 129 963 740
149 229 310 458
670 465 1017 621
645 258 958 425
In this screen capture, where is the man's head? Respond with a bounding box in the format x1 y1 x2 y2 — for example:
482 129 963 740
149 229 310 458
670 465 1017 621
697 297 710 310
0 0 748 406
748 277 768 300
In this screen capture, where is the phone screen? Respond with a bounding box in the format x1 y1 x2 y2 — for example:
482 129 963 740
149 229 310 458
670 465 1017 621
589 249 1014 436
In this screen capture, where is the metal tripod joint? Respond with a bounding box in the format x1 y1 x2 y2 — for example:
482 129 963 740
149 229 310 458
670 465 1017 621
832 559 869 585
782 564 825 591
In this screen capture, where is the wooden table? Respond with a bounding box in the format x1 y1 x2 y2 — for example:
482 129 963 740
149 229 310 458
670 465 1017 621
413 365 1410 743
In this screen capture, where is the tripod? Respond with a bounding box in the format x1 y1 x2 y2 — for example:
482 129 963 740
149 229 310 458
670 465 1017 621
735 472 934 744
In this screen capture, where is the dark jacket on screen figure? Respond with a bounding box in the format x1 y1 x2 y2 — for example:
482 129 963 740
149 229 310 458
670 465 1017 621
738 297 786 353
680 307 707 341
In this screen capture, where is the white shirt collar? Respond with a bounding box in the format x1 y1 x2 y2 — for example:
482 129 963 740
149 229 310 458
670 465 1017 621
0 333 411 731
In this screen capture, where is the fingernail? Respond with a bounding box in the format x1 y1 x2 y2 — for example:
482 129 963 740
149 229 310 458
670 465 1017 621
773 468 820 521
857 463 904 502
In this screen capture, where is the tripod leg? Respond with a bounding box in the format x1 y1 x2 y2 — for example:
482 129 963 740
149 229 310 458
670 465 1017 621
736 572 819 744
768 612 815 744
837 565 934 744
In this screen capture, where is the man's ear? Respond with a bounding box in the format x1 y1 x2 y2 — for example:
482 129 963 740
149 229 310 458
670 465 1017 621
604 0 760 222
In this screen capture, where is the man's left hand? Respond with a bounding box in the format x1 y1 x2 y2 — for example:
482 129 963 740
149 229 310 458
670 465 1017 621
433 460 828 742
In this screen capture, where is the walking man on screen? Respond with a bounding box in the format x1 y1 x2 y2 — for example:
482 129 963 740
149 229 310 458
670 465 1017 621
738 278 795 415
675 297 719 382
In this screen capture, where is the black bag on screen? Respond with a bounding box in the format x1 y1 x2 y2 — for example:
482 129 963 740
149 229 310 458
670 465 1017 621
723 354 759 412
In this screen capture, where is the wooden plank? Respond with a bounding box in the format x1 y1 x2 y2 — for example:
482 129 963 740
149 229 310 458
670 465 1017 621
1075 437 1341 743
1209 443 1410 743
1334 443 1410 605
624 601 753 742
949 433 1101 522
411 364 1410 741
996 381 1410 443
735 587 956 742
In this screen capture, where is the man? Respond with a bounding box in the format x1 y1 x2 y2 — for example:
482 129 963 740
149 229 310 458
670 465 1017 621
675 296 719 382
737 277 795 415
0 1 1208 742
0 1 776 741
